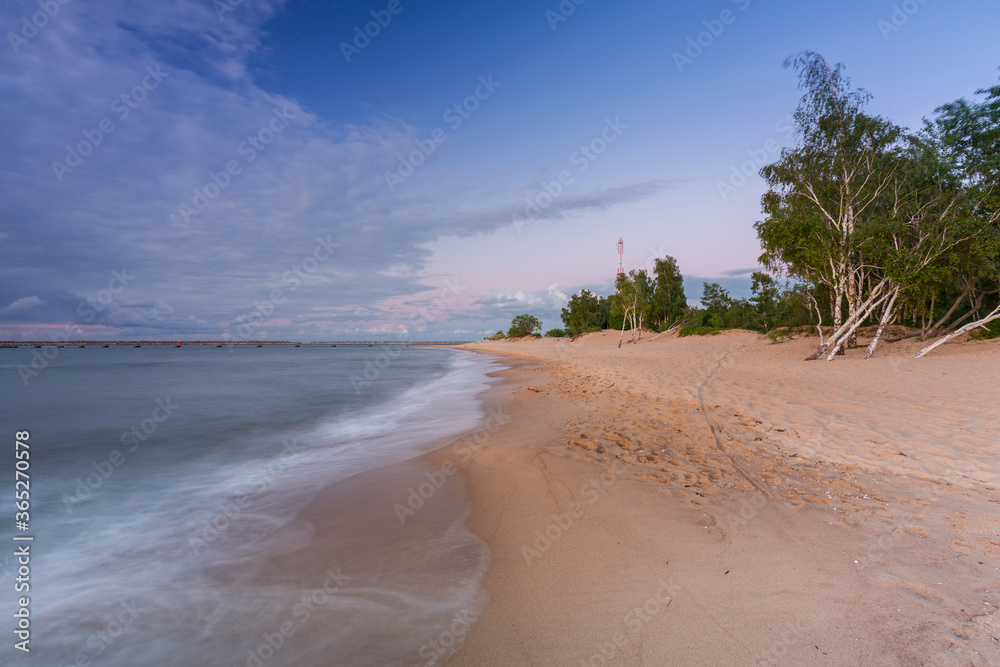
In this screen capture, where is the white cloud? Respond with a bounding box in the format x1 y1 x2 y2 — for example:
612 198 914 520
0 296 45 319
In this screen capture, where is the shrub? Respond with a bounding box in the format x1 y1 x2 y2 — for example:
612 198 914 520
545 328 566 338
969 319 1000 340
508 314 541 338
679 326 723 337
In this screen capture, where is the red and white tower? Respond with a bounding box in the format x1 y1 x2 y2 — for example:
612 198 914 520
617 237 624 278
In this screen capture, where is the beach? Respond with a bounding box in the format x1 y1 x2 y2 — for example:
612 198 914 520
0 345 508 667
445 331 1000 665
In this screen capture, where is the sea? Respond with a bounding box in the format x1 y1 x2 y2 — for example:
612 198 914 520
0 344 506 666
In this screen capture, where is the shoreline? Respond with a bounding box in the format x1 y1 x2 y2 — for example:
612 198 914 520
444 332 1000 665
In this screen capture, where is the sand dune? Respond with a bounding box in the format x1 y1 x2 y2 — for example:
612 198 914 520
446 331 1000 665
474 330 1000 489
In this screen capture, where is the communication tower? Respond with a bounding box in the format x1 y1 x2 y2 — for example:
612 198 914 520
617 237 624 278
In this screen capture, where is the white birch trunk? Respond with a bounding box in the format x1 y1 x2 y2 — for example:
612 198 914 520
864 291 898 359
810 279 888 359
808 294 825 348
914 304 1000 358
826 290 892 361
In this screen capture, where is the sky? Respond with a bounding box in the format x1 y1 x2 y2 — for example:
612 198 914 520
1 0 998 341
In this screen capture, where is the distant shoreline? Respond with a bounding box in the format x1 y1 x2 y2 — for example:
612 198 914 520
0 340 470 347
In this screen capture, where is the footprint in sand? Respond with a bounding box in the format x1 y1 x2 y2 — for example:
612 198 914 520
948 539 976 555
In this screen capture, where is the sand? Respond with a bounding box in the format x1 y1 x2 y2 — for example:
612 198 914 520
443 330 1000 665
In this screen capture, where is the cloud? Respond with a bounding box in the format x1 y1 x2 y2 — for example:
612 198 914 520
474 284 568 311
0 296 45 320
719 267 762 277
0 2 668 340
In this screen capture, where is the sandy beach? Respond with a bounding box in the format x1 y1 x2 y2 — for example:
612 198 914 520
443 331 1000 665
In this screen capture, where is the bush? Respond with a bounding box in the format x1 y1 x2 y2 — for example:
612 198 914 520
679 326 723 337
545 328 566 338
508 314 541 338
969 319 1000 340
487 331 505 341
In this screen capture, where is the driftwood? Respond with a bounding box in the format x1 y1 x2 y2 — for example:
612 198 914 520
914 304 1000 358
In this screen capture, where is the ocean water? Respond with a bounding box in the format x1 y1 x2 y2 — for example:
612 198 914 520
0 345 505 666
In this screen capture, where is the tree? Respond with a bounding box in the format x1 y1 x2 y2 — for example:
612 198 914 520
757 52 907 356
561 289 608 337
750 272 781 331
508 314 541 338
614 270 652 347
650 256 688 329
912 78 1000 356
700 282 733 328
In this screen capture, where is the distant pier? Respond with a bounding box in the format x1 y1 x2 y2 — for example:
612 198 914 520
0 340 469 348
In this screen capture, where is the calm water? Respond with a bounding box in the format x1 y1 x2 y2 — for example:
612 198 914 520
0 345 505 666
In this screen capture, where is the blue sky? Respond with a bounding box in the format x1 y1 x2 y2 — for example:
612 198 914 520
1 0 998 341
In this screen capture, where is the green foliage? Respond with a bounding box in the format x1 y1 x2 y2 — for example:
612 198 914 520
487 331 505 341
969 318 1000 340
560 254 689 337
544 328 566 338
700 283 733 327
755 52 1000 346
756 52 907 310
650 256 687 329
679 326 723 337
508 314 541 338
692 276 819 334
561 289 609 337
612 269 654 333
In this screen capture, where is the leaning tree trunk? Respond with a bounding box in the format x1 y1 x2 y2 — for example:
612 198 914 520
826 290 893 361
927 289 997 339
923 289 967 340
618 305 631 349
913 304 1000 358
865 291 898 359
808 279 889 360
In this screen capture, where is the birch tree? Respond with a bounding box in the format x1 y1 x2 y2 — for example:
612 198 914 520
912 80 1000 356
757 52 906 356
615 270 651 347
